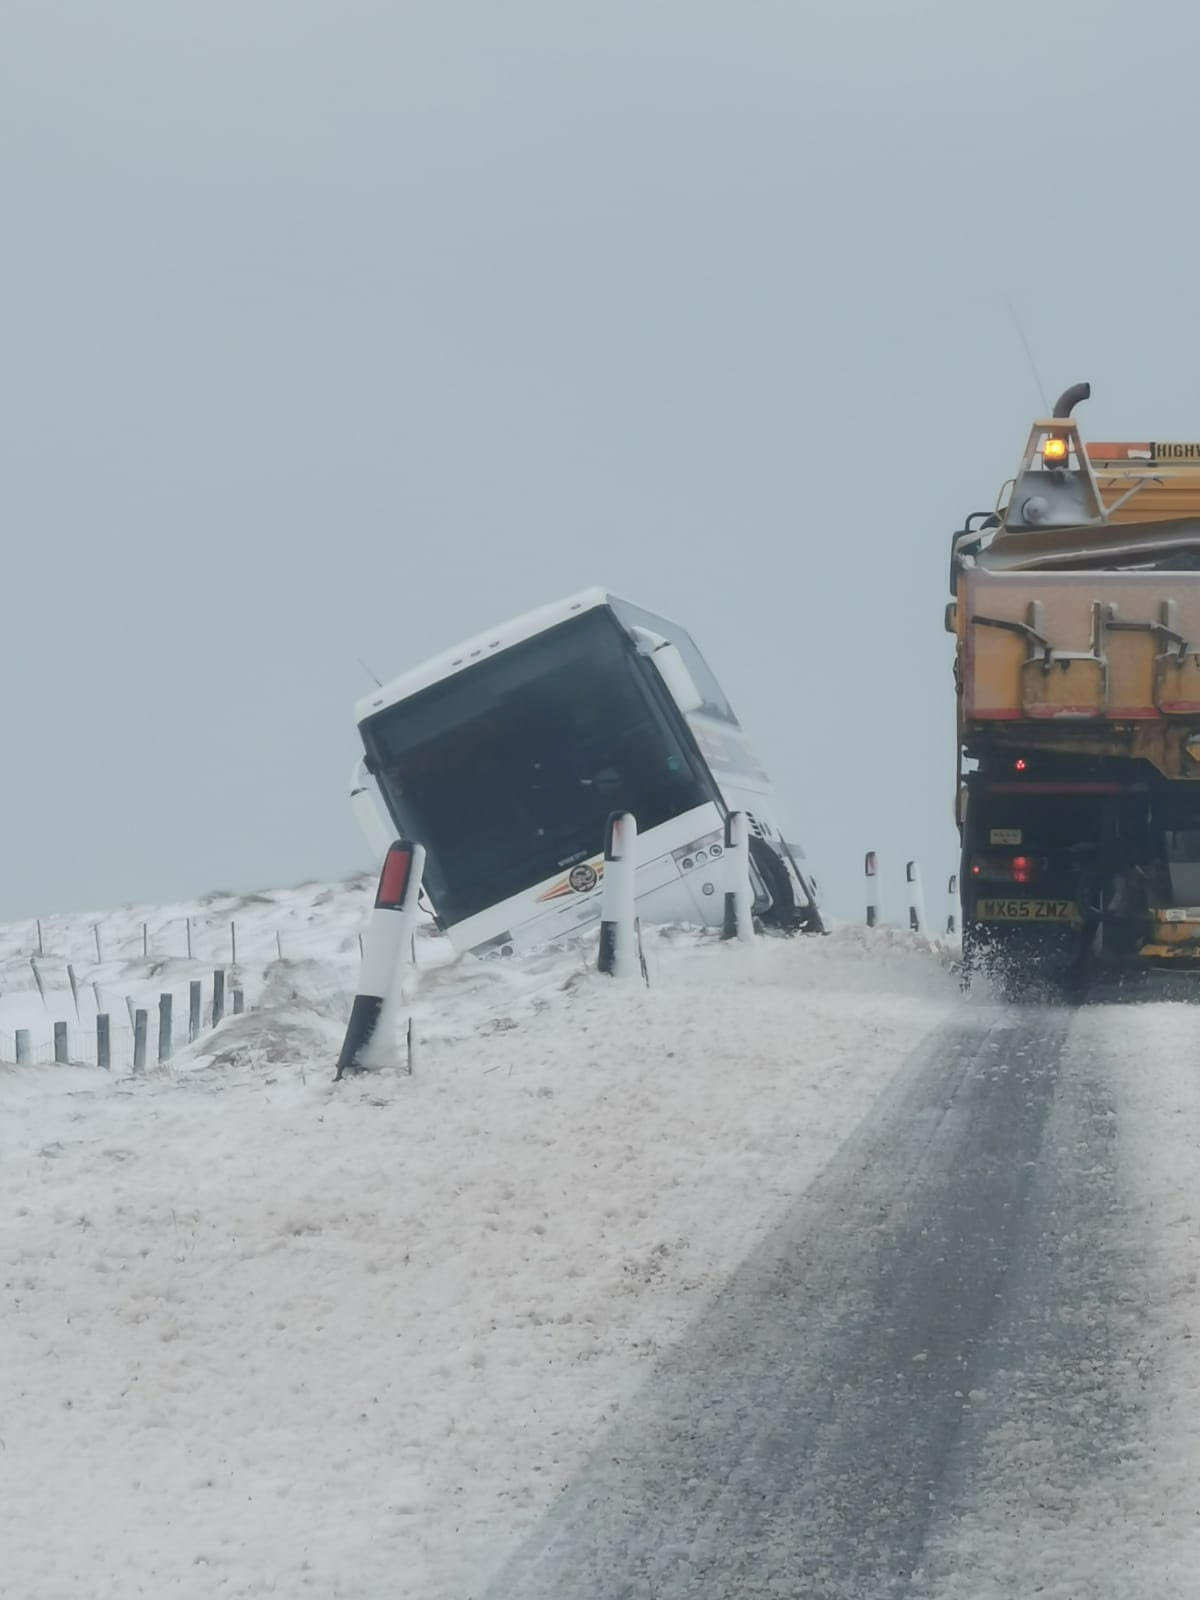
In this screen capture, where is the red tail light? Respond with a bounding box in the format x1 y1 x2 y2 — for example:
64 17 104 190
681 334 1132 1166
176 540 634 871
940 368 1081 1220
970 852 1043 884
376 842 413 909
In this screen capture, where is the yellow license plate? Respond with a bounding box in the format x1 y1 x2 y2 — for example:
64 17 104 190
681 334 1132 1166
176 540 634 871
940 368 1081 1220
977 898 1077 923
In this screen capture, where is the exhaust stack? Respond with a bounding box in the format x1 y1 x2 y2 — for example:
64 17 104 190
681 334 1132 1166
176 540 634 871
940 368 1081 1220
1052 382 1091 419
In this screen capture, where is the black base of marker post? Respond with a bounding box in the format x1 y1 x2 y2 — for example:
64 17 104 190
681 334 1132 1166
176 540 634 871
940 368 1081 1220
335 994 386 1079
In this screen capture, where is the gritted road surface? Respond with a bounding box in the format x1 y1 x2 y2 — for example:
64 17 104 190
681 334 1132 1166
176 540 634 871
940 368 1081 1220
485 1002 1134 1599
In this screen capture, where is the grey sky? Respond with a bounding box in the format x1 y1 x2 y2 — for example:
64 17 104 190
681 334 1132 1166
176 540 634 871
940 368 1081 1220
4 0 1198 923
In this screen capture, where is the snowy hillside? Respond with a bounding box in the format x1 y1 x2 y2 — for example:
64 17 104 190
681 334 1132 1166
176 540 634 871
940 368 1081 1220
0 882 960 1598
0 877 382 1068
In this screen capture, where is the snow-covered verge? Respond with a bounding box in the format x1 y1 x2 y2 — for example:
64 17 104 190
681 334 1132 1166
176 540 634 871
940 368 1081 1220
0 885 957 1600
0 877 380 1068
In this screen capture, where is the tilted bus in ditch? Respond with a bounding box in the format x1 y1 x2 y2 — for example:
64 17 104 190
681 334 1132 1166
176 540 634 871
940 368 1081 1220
350 589 823 956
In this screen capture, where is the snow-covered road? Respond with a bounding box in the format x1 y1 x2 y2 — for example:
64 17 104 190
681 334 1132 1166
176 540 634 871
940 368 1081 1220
488 998 1200 1600
4 882 1200 1598
0 899 957 1599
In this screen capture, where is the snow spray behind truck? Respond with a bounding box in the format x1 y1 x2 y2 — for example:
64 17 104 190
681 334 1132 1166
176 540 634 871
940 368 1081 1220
950 384 1200 985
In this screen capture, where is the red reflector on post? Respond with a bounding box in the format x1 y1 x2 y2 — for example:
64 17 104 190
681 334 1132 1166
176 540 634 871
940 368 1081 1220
376 843 413 910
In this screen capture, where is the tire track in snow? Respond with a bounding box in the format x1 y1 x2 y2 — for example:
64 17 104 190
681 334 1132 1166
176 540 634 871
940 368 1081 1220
483 1002 1131 1599
913 1003 1141 1598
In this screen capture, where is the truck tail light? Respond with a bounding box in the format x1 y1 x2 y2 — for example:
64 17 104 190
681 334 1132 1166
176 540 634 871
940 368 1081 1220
970 853 1043 883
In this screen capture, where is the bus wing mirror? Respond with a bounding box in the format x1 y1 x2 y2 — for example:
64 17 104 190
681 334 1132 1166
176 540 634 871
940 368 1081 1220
630 627 704 715
350 757 394 863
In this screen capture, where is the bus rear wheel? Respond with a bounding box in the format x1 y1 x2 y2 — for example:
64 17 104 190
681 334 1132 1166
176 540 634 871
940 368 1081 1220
749 837 820 933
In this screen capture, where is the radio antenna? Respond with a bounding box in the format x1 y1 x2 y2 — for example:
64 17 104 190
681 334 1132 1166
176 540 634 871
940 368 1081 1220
358 656 382 687
1003 295 1049 415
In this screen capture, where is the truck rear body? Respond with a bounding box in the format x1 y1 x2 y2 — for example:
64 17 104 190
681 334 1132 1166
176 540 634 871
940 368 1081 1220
950 388 1200 979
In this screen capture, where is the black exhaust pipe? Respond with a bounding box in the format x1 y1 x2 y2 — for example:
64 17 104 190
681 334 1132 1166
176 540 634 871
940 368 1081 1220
1053 382 1091 418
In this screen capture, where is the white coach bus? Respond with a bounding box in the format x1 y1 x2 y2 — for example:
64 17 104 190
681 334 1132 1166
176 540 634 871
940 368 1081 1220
349 589 823 957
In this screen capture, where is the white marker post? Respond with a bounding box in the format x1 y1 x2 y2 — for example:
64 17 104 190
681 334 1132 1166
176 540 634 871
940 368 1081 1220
335 839 426 1078
906 860 927 936
865 851 880 928
722 811 755 943
946 873 959 937
597 812 637 978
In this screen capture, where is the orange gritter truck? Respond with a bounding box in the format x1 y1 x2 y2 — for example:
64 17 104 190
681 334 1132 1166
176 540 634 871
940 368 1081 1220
949 382 1200 988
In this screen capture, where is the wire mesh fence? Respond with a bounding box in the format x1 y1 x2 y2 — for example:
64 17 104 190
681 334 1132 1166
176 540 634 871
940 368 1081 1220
5 912 370 973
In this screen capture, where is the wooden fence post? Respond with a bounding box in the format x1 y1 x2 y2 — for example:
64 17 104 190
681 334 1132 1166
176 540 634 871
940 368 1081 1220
186 917 193 960
158 993 173 1062
212 969 225 1027
93 924 103 963
67 964 81 1020
15 1029 31 1065
97 1014 111 1071
133 1010 147 1073
36 918 44 957
230 921 237 966
142 922 149 959
54 1021 69 1064
189 980 202 1044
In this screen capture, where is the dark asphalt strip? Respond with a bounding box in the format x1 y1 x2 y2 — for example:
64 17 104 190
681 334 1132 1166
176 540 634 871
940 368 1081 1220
912 1010 1141 1594
483 1005 1084 1600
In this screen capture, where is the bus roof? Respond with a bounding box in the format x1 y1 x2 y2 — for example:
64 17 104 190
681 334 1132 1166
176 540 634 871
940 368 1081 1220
354 587 611 725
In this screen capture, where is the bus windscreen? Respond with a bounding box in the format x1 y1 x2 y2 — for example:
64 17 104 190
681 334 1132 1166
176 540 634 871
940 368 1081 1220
360 609 713 926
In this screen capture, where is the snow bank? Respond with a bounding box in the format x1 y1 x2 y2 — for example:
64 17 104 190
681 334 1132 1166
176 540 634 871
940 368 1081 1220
0 884 956 1599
